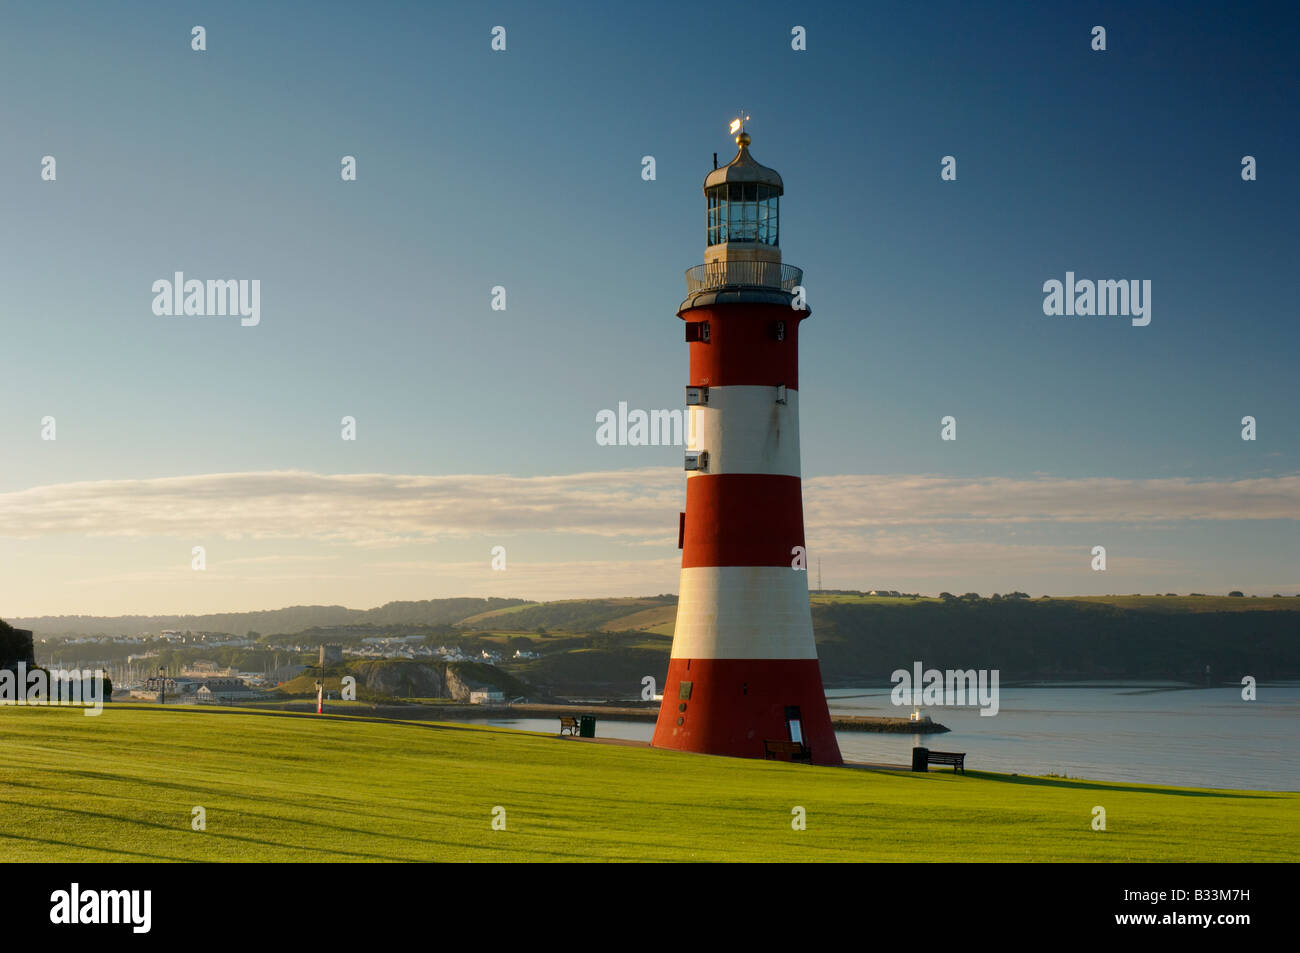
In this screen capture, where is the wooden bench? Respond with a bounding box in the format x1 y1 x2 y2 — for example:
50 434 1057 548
764 739 812 763
558 716 580 736
916 749 966 773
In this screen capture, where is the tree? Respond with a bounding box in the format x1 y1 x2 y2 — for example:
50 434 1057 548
1228 591 1245 598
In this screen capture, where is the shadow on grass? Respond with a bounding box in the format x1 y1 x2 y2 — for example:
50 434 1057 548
0 791 648 863
0 782 627 863
0 830 198 863
965 771 1279 800
0 795 415 861
0 772 600 859
109 703 482 732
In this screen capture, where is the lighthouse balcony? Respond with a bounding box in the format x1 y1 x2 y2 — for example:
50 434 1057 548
684 261 803 295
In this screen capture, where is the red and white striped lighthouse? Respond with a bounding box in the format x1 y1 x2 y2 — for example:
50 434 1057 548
652 125 842 766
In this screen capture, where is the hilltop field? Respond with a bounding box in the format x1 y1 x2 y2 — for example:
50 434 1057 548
0 705 1295 863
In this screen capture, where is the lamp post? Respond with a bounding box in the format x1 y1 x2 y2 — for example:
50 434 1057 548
158 665 165 706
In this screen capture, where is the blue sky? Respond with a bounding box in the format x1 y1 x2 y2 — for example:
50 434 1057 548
1 0 1296 614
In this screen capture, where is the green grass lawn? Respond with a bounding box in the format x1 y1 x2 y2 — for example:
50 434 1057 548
470 629 551 643
453 602 544 626
811 594 942 606
1 705 1294 862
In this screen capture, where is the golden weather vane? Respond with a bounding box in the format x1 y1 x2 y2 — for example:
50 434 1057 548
729 111 750 136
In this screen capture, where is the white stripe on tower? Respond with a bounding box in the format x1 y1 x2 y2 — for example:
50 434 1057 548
673 566 816 659
687 386 801 477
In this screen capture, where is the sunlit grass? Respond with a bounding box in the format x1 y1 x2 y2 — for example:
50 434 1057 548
1 705 1294 862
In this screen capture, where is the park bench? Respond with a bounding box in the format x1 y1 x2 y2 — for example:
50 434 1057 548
558 716 580 736
764 739 812 763
913 747 966 773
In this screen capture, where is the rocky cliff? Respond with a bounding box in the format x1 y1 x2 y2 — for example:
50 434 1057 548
348 660 528 701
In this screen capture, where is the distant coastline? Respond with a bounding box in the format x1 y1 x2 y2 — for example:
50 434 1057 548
11 593 1300 705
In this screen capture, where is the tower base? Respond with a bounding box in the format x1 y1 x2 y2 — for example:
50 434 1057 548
652 657 843 766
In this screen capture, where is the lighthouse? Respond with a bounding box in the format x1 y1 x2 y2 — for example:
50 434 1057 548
652 123 843 766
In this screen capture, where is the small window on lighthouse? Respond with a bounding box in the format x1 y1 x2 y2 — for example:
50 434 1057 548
685 321 710 343
786 705 803 743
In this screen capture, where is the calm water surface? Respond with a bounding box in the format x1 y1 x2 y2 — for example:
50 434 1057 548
471 683 1299 791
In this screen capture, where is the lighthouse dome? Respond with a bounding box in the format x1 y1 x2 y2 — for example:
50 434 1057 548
704 132 783 193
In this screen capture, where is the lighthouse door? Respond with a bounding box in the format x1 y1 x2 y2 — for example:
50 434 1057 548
785 705 803 744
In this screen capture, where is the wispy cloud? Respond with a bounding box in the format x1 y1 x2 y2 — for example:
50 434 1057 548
805 474 1300 549
1 470 1295 545
0 469 680 543
2 470 1294 614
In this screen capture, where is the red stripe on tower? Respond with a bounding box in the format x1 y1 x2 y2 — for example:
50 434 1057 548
652 124 842 766
681 475 804 567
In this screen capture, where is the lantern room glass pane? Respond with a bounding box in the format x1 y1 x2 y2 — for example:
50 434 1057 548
706 187 723 246
706 183 779 245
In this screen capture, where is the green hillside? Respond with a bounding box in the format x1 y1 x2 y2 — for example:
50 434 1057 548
456 596 677 634
1 706 1295 862
11 597 531 639
1054 594 1299 612
812 598 1300 682
16 593 1300 694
